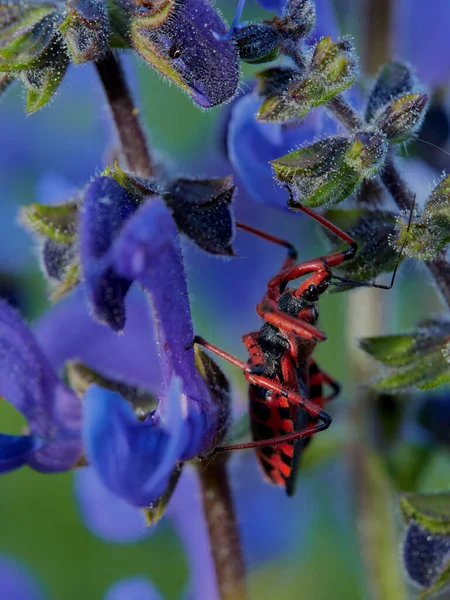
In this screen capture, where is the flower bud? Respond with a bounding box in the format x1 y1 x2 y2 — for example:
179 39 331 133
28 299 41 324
233 22 279 64
374 93 428 142
272 129 387 207
279 0 316 40
366 61 416 123
129 0 239 107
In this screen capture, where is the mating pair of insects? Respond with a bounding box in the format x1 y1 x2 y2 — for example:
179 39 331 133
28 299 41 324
193 188 410 496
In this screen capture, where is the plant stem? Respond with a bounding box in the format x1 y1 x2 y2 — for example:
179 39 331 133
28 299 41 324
328 93 450 309
95 51 154 177
198 457 248 600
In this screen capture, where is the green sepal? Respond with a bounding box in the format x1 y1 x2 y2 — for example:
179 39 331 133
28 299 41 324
21 49 69 112
403 175 450 260
324 208 399 282
272 130 387 207
374 92 428 143
361 320 450 392
21 200 78 243
0 10 63 72
373 351 449 392
103 161 156 199
143 463 183 526
195 346 231 449
360 335 417 367
400 493 450 535
50 262 80 302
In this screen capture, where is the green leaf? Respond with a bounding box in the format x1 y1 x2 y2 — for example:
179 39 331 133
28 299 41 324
362 321 450 392
360 335 417 367
21 200 78 243
373 350 449 393
400 492 450 535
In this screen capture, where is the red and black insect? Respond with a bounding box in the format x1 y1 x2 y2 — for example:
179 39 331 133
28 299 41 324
194 189 408 495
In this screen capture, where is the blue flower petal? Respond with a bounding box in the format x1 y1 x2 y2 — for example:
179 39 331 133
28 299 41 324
104 577 162 600
84 377 194 506
392 0 450 88
227 94 322 208
112 198 216 448
74 467 150 543
0 300 82 472
0 556 45 600
0 434 36 473
81 176 140 330
35 285 161 393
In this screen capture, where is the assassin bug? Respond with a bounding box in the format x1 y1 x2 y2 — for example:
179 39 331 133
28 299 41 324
193 187 412 495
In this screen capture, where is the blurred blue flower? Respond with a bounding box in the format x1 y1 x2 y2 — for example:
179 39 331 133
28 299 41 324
0 556 45 600
0 300 82 473
392 0 450 88
104 577 162 600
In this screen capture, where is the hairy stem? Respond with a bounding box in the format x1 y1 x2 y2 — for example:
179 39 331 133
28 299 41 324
95 51 154 177
329 93 450 309
198 457 248 600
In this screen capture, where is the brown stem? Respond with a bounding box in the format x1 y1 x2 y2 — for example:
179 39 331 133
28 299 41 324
95 51 154 177
328 94 450 310
328 95 363 130
198 457 248 600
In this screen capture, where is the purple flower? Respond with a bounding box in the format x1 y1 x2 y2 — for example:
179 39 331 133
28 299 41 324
78 184 222 505
0 300 82 473
0 556 45 600
104 578 162 600
130 0 239 107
